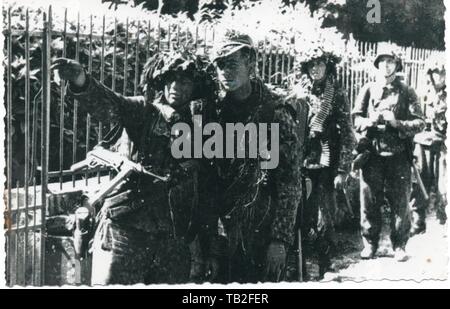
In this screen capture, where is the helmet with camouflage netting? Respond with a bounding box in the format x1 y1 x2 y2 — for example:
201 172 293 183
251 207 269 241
141 48 215 100
297 42 342 77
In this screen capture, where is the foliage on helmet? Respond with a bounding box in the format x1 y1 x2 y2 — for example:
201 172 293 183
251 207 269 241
297 46 342 76
141 48 216 100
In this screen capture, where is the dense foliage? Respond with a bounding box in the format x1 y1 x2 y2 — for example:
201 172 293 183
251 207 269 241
103 0 446 50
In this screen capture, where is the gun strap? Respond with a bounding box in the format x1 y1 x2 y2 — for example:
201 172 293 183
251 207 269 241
97 124 124 149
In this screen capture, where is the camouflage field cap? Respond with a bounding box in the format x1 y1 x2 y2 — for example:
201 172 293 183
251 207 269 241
211 31 256 62
374 45 403 71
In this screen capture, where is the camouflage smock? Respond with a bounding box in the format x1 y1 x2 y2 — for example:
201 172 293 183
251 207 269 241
213 78 302 257
68 75 217 283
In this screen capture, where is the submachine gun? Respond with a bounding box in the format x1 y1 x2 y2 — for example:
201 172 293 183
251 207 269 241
70 146 169 258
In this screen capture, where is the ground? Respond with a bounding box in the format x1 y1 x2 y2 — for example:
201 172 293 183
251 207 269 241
311 214 448 282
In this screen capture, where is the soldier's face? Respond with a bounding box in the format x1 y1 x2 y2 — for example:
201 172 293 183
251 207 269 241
164 73 195 108
215 51 251 92
307 60 327 82
378 56 398 77
431 71 446 90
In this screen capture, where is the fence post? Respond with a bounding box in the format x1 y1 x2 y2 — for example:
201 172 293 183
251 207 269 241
15 182 20 285
86 15 94 186
24 7 31 286
146 20 151 61
168 22 171 50
158 21 162 51
40 5 52 286
32 177 37 285
112 18 118 92
6 6 13 286
124 18 129 95
268 41 273 84
72 13 80 187
134 21 141 96
59 9 67 189
98 15 106 184
261 37 267 83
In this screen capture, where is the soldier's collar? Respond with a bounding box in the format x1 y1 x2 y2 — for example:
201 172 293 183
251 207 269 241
311 76 335 96
388 76 402 88
220 78 263 101
373 76 402 94
221 79 264 117
311 81 326 96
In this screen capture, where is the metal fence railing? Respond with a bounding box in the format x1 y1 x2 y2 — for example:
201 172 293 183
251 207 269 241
3 5 445 286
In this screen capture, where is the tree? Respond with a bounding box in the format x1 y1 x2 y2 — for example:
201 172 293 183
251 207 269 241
320 0 445 50
277 0 445 49
103 0 200 18
101 0 445 49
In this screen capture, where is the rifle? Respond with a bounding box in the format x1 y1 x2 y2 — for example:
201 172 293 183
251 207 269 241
404 141 429 201
296 176 309 282
411 158 429 201
342 186 355 219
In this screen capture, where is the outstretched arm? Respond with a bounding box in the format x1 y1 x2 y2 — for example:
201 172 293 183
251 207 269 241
52 58 147 132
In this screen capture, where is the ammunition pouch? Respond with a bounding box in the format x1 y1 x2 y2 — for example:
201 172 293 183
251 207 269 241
352 134 375 171
46 215 76 236
102 189 143 220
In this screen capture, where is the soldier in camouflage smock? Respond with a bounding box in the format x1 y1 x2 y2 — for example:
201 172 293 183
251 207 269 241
352 46 425 262
52 50 218 285
210 31 302 283
289 47 355 280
